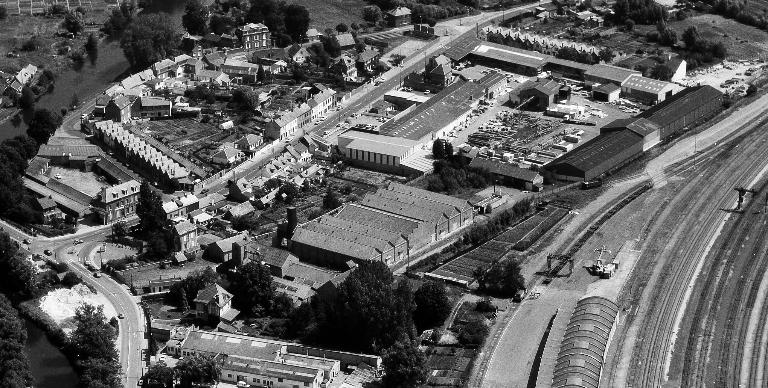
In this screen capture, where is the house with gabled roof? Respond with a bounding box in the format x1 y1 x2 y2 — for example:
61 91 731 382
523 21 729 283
194 283 240 322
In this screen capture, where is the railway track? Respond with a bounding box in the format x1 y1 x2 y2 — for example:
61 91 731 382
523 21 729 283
680 176 768 387
628 124 768 387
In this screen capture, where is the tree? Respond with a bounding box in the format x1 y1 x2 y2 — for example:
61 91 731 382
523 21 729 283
145 361 174 388
63 10 85 35
168 267 218 310
414 281 452 332
283 4 310 43
174 354 220 388
102 0 134 36
231 214 259 232
27 108 62 145
62 271 82 287
231 261 276 316
624 18 635 31
112 221 127 239
257 63 266 82
432 138 449 159
478 259 525 297
278 183 299 204
0 294 33 388
458 318 489 346
682 26 699 48
78 357 122 388
336 23 349 33
85 33 99 58
0 6 7 20
382 340 427 388
70 304 118 360
598 47 614 63
19 86 35 109
650 63 674 81
322 188 342 209
209 14 235 35
182 0 208 36
136 181 166 234
363 5 383 25
121 13 181 71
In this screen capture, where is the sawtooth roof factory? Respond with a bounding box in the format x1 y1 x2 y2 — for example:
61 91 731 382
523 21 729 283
289 182 473 269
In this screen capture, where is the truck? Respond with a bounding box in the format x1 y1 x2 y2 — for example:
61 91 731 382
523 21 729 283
513 288 528 302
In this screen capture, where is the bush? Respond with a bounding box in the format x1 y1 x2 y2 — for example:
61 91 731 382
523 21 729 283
17 301 69 349
61 272 82 287
458 318 489 347
47 259 69 273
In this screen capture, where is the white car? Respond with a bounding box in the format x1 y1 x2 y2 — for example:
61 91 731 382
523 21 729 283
54 174 62 179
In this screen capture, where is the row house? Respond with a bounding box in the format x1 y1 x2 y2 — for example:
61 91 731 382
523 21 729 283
485 27 601 58
93 121 190 184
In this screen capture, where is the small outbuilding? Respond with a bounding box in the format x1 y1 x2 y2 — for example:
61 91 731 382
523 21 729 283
518 79 561 110
592 83 620 102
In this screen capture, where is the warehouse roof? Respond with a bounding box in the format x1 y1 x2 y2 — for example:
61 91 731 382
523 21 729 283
302 221 392 253
637 85 722 127
601 117 660 137
217 355 320 384
339 131 418 157
584 64 639 84
335 203 420 234
386 182 472 212
521 78 560 96
37 144 101 158
360 193 449 223
291 227 378 261
552 296 619 388
593 83 620 94
469 158 541 182
546 130 643 174
470 42 548 69
379 80 485 140
316 215 405 245
182 329 282 361
443 35 482 61
23 178 89 215
623 74 674 94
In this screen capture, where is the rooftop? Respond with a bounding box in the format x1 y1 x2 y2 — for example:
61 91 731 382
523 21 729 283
637 85 722 127
469 158 541 182
584 64 639 84
338 131 418 157
546 130 643 173
379 80 485 140
471 42 547 69
622 74 674 94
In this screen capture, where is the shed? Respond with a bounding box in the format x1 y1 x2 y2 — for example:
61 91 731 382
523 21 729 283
592 83 620 102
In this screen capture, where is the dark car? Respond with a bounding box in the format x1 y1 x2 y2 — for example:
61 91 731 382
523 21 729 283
44 249 53 256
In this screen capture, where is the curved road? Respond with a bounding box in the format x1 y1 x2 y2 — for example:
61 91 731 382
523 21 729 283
2 219 145 388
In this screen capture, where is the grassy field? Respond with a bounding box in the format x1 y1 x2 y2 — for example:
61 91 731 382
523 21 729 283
633 13 768 60
288 0 366 31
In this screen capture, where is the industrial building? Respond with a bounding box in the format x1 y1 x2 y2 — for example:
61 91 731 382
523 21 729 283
289 183 473 269
518 78 561 110
466 42 547 76
468 158 544 190
336 131 424 176
543 129 647 181
591 83 620 102
378 80 486 143
637 84 723 140
544 85 722 181
166 328 380 388
583 64 639 87
620 74 678 105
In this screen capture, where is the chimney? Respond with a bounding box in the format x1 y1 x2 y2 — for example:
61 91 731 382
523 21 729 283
286 206 297 238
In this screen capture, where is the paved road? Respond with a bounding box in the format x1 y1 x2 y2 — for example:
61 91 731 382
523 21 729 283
2 218 145 387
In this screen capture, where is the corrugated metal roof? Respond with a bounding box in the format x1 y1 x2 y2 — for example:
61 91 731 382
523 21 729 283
546 130 643 174
552 296 619 388
637 85 722 127
584 64 640 84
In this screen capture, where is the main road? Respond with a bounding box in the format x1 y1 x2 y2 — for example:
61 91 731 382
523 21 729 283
2 218 145 388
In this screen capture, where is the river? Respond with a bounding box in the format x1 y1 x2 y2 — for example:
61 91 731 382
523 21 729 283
24 318 79 388
0 0 188 141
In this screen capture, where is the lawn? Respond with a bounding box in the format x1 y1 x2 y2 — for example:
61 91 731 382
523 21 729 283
288 0 366 31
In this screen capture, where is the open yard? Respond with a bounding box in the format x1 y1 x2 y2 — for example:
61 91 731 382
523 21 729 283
48 166 109 197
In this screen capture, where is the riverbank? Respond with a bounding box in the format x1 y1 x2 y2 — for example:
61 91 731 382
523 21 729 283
0 39 130 141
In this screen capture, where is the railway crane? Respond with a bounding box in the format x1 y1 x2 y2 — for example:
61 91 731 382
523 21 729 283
735 187 759 210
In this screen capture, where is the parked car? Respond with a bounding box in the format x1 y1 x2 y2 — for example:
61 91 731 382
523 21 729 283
43 249 52 256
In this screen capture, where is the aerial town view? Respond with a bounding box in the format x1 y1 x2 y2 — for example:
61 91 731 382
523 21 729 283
1 0 768 386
